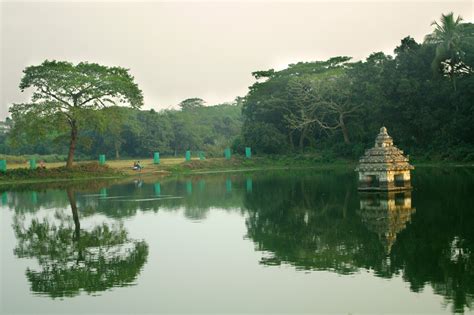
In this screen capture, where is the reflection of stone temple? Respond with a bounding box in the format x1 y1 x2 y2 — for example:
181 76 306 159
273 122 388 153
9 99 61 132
356 127 414 191
357 191 416 254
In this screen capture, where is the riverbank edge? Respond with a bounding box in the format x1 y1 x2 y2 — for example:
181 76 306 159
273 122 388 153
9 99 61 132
1 157 473 186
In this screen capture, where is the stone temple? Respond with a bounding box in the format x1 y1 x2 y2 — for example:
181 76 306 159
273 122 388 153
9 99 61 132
356 127 414 191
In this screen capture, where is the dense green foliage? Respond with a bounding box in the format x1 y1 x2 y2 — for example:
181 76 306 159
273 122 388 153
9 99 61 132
240 14 474 161
8 60 144 167
2 103 241 160
2 13 473 162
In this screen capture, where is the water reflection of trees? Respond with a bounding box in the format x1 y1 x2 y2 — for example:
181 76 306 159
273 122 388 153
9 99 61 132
2 175 245 220
244 172 387 274
12 188 148 298
4 169 474 312
1 180 116 214
76 175 245 220
244 169 474 313
390 169 474 313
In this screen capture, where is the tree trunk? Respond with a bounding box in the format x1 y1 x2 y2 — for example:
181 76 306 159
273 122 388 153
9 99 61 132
339 114 350 144
342 187 351 219
66 120 78 168
67 188 80 241
299 128 307 151
288 131 294 151
115 142 120 159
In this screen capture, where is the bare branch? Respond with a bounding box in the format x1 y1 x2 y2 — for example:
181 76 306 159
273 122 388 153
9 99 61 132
40 88 72 108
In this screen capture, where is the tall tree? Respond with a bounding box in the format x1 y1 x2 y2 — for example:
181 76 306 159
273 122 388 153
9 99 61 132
285 77 330 150
316 75 360 144
242 57 352 153
9 60 143 168
284 75 359 147
424 13 471 89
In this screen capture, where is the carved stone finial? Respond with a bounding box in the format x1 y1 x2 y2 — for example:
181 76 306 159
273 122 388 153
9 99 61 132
375 126 393 148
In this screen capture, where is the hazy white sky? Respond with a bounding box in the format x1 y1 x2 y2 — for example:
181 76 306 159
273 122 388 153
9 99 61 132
1 1 472 119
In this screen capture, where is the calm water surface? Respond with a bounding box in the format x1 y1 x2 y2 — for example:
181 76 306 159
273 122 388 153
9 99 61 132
1 167 473 314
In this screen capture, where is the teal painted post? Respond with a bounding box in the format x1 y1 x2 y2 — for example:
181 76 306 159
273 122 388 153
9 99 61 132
99 154 106 165
199 151 205 160
0 160 6 173
199 179 205 191
185 151 191 162
246 178 253 193
2 192 8 205
245 147 252 158
30 159 37 170
154 183 161 196
154 152 160 164
186 180 192 194
224 148 231 160
99 188 107 198
31 191 38 204
226 178 232 192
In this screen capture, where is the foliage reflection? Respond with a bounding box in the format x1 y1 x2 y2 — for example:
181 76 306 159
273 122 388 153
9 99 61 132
4 168 474 312
243 169 474 313
12 188 148 298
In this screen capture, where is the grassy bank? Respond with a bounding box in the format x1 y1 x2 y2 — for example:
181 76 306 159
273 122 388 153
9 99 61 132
164 156 354 175
1 155 355 185
0 163 123 185
2 155 473 186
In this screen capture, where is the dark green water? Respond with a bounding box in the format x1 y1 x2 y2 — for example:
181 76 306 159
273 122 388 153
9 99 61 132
1 167 473 314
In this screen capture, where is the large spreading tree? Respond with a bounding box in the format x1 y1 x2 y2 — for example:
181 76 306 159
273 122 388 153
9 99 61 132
9 60 143 168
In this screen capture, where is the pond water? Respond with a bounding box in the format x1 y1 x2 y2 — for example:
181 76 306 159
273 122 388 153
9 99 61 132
1 167 473 314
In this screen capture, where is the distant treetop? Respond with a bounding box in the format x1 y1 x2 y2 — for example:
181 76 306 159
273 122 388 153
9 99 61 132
178 98 205 110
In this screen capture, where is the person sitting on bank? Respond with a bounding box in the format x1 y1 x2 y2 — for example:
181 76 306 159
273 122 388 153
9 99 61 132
133 161 143 171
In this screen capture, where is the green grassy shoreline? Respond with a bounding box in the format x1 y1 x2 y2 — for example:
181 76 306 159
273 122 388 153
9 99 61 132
0 163 126 186
1 156 473 187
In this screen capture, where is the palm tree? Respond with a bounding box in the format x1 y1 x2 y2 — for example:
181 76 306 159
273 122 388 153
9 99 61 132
424 12 466 90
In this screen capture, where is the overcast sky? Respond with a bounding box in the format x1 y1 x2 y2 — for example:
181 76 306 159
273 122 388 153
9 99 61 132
1 1 472 119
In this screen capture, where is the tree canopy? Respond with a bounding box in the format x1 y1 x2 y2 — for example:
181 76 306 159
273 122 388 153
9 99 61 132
2 13 474 162
178 97 205 110
9 60 144 167
238 14 474 160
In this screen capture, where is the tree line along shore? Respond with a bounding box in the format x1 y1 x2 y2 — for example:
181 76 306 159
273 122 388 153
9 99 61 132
0 12 473 183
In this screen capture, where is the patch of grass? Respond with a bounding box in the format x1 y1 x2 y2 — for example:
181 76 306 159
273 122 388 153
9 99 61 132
0 162 122 185
161 156 355 174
